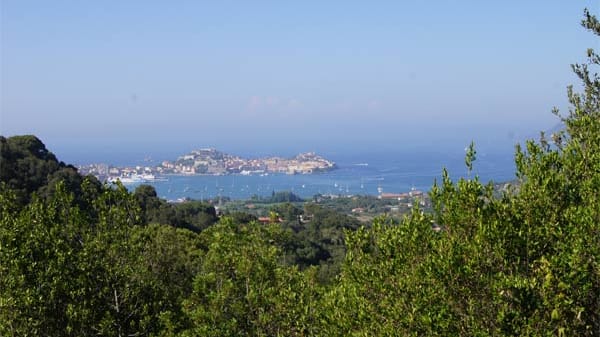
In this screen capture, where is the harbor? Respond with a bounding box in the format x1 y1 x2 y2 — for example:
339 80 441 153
97 151 516 202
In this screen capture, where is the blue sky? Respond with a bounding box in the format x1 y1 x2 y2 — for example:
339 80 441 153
1 1 597 162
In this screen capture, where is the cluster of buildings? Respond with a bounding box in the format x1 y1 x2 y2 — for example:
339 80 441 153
78 149 336 182
377 188 427 210
378 189 424 200
159 148 336 176
77 163 158 183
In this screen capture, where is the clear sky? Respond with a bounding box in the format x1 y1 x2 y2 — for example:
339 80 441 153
1 1 597 162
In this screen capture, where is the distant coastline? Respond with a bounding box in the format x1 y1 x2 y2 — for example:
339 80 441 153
78 148 336 183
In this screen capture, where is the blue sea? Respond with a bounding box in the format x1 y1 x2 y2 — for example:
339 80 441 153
116 150 517 201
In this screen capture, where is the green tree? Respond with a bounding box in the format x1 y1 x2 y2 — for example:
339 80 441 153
181 218 321 336
0 181 207 336
318 8 600 336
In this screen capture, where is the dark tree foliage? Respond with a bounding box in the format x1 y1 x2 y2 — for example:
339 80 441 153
134 184 218 231
270 202 303 223
1 135 63 202
251 190 303 203
279 203 362 282
225 211 259 224
0 135 103 209
269 190 304 203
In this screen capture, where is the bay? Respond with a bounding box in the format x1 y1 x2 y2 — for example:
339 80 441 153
121 151 517 201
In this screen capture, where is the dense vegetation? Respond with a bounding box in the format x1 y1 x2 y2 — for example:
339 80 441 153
1 10 599 336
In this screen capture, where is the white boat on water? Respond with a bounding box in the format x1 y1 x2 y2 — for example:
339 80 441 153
108 175 143 184
142 173 155 181
108 173 165 184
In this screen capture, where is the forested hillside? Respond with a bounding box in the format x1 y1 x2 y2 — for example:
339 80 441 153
1 9 599 337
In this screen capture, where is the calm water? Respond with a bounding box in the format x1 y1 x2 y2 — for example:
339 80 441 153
121 151 517 201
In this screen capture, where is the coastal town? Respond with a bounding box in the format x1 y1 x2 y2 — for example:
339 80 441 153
77 149 336 183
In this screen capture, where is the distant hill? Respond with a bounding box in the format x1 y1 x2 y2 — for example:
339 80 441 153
0 135 98 206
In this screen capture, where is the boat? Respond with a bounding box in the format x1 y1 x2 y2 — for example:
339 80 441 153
108 173 164 184
141 173 155 181
108 175 144 184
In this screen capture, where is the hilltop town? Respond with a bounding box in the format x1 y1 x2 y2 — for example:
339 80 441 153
163 148 335 175
78 149 336 182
